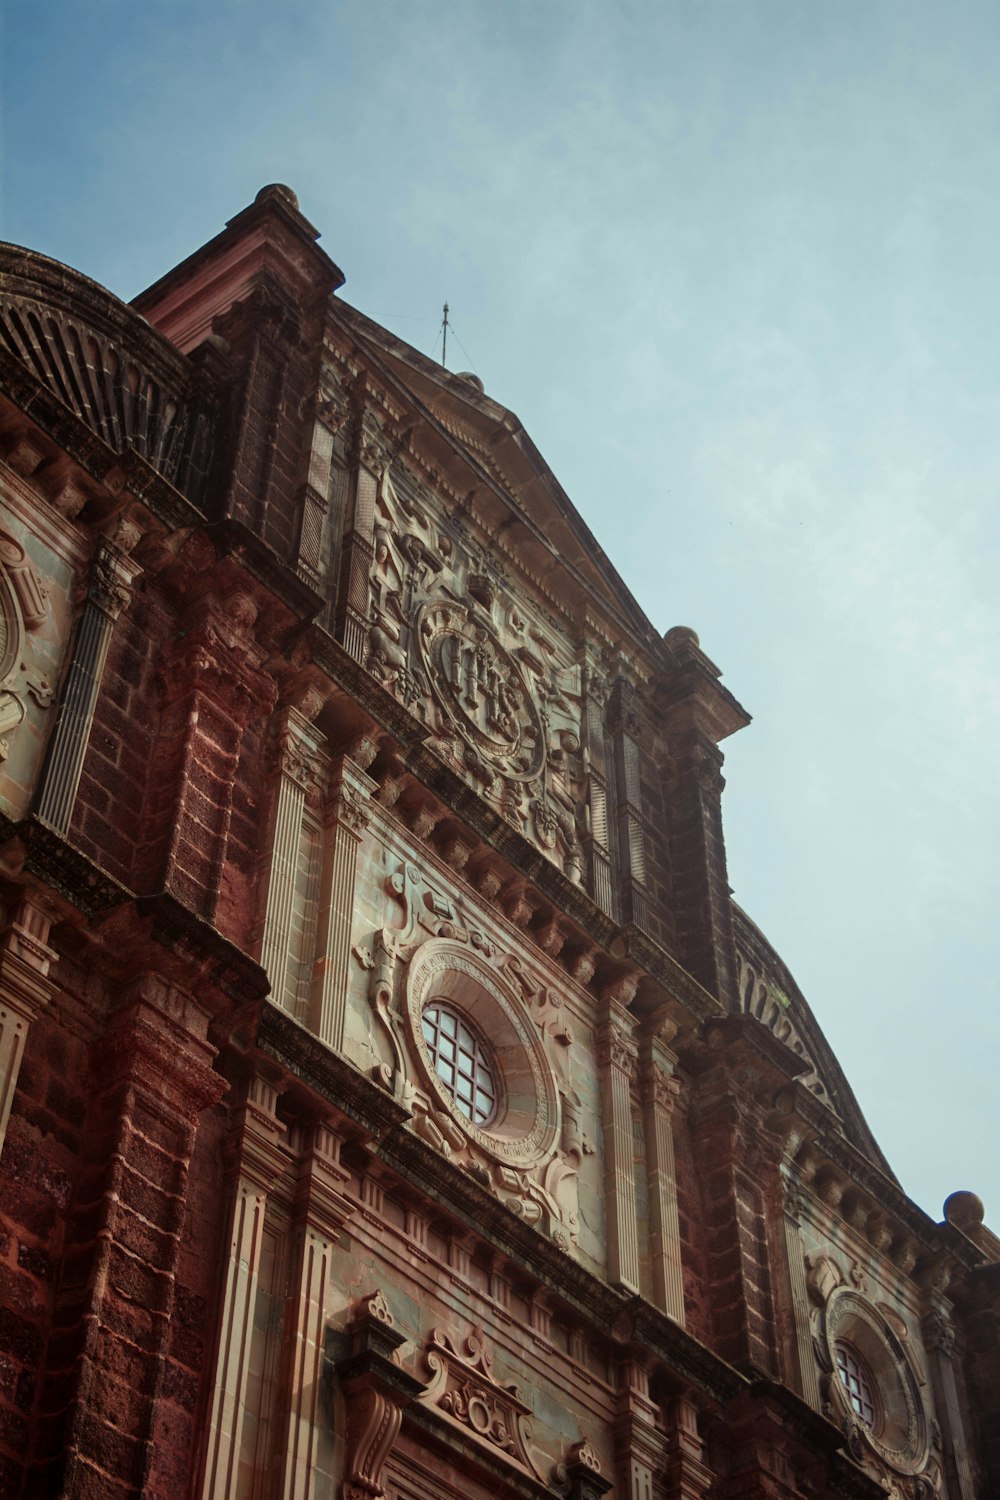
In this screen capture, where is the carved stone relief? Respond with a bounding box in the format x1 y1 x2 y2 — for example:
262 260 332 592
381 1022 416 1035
417 1325 547 1483
806 1252 933 1483
363 464 587 881
0 530 54 763
353 859 583 1245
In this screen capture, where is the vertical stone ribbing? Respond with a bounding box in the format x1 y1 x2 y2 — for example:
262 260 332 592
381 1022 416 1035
923 1290 977 1500
598 996 641 1294
779 1176 821 1409
261 707 327 1011
311 756 376 1051
35 536 139 831
579 651 615 918
608 678 650 933
336 412 389 663
640 1019 685 1324
199 1073 291 1500
0 895 57 1160
277 1124 353 1500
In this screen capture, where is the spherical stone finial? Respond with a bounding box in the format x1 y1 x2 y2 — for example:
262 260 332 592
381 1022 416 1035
943 1190 985 1230
255 183 300 210
456 371 485 393
664 625 700 650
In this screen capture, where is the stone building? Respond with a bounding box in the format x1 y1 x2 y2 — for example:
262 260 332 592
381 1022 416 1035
0 185 996 1500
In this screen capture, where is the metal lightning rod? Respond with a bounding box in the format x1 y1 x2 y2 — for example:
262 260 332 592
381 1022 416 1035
441 302 449 368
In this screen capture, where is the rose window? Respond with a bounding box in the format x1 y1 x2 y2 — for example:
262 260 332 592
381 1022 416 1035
421 1002 499 1126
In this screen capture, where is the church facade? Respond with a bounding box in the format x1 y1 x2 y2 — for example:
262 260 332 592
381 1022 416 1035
0 185 996 1500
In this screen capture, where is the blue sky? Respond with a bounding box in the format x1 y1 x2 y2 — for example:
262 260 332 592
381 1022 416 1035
4 0 999 1224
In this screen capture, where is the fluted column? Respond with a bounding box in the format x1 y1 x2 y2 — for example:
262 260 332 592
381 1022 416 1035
336 410 389 663
0 893 57 1159
311 756 376 1051
598 985 641 1294
922 1283 977 1500
199 1071 292 1500
35 529 141 831
277 1123 355 1500
780 1173 822 1409
261 705 328 1010
640 1016 685 1323
579 648 615 918
608 678 650 932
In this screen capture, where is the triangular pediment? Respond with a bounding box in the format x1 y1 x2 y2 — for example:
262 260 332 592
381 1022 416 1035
332 300 668 665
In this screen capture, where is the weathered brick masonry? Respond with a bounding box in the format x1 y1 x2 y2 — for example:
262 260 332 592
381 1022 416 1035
0 185 996 1500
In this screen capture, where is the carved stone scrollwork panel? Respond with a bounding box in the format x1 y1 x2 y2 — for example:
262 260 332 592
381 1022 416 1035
418 1326 547 1484
362 466 589 884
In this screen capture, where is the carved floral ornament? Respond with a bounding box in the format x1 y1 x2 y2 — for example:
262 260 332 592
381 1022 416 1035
354 861 583 1244
363 467 587 882
0 530 54 761
806 1254 933 1483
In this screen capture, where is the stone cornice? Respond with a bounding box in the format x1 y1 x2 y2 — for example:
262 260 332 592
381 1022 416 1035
627 1300 746 1405
0 813 130 916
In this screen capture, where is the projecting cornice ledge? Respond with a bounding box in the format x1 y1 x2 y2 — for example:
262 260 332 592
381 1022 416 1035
0 812 131 917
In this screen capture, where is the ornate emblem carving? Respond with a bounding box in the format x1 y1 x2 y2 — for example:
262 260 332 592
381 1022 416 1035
416 600 545 782
419 1326 546 1481
362 467 586 881
0 530 54 764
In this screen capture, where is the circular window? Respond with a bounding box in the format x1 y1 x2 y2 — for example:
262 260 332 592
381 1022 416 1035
421 1001 499 1126
835 1341 878 1428
406 940 559 1168
825 1290 928 1474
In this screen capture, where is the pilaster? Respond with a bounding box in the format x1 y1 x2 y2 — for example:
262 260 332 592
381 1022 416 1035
336 408 389 663
0 891 58 1159
608 677 650 932
578 649 615 919
612 1357 661 1500
663 1396 714 1500
311 756 376 1050
277 1122 355 1500
598 986 641 1294
199 1068 293 1500
261 704 329 1011
640 1013 685 1323
35 528 141 832
922 1282 977 1500
779 1173 822 1410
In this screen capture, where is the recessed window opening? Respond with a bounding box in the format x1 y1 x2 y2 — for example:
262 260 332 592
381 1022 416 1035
836 1341 877 1427
421 1002 498 1126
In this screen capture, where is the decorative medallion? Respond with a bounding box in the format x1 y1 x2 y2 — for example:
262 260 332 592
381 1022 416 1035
406 939 559 1170
415 600 545 782
824 1288 930 1476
